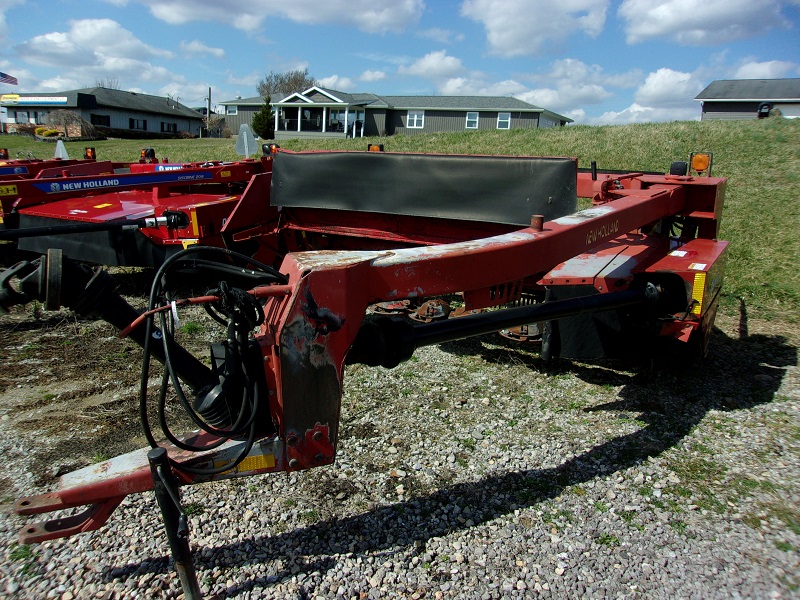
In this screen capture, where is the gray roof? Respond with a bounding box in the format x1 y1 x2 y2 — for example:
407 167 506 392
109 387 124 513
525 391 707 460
219 96 266 106
695 79 800 102
1 87 202 119
258 87 572 122
377 95 543 111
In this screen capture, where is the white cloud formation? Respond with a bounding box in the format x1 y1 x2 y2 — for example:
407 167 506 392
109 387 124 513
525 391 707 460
590 67 705 124
619 0 792 45
179 40 224 59
37 75 83 92
417 28 465 45
591 103 699 125
360 70 387 82
634 68 705 107
318 75 355 91
16 19 172 69
11 19 195 93
461 0 609 57
438 77 526 96
141 0 423 34
516 59 640 118
0 0 24 46
734 60 800 79
398 50 465 80
158 82 211 104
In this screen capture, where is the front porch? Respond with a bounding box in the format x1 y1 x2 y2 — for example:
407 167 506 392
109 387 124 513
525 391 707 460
274 105 364 139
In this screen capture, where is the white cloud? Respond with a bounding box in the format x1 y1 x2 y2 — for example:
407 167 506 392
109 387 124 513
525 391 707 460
591 102 699 125
589 67 705 124
10 18 207 95
37 76 83 92
461 0 609 57
141 0 423 34
16 19 172 69
179 40 224 59
158 82 211 104
318 75 355 91
634 68 705 107
438 77 526 96
398 50 465 80
360 70 387 82
516 59 639 118
417 28 465 45
734 60 800 79
619 0 792 45
227 72 262 87
0 0 24 45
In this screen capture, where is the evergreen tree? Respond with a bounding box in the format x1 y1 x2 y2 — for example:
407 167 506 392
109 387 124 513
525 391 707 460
251 96 274 139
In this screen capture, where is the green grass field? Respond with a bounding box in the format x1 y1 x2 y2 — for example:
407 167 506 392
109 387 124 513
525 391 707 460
2 118 798 319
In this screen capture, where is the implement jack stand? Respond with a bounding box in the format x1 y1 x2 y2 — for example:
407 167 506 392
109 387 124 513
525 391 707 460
148 447 203 599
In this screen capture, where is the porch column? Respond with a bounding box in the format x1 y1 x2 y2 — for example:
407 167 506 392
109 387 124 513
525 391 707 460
344 108 349 137
322 107 327 133
297 107 301 132
273 106 279 132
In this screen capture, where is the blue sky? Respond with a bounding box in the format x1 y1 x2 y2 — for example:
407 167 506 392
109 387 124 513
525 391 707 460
1 0 798 124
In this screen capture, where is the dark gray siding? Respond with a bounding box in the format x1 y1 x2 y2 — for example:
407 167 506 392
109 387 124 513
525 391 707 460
364 109 386 136
223 105 261 131
700 101 761 121
388 109 540 135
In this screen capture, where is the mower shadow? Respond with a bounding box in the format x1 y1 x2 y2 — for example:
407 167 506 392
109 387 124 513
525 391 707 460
108 307 797 596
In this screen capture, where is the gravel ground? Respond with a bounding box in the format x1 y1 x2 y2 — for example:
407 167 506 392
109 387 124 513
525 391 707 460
1 299 798 599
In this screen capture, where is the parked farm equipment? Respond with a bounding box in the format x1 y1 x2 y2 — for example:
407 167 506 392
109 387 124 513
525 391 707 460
0 153 273 266
1 147 728 596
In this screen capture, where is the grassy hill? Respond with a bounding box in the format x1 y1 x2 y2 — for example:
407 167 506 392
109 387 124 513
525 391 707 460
2 118 798 319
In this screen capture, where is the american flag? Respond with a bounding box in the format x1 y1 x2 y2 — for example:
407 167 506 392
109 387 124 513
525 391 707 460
0 72 18 85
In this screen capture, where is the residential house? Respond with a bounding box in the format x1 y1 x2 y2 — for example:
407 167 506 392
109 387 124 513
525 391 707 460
0 87 204 137
220 87 572 140
218 96 268 134
694 79 800 120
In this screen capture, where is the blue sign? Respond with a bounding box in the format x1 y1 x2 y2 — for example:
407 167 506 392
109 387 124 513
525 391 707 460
29 171 215 194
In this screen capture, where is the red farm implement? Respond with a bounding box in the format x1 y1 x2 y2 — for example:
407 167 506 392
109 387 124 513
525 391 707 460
0 153 273 266
1 147 727 596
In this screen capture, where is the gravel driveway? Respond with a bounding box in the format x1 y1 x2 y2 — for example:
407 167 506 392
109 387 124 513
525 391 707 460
1 294 798 599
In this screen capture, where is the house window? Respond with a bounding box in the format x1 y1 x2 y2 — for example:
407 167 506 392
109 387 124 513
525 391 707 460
497 112 511 130
407 110 424 129
33 111 47 124
161 122 177 133
329 109 346 132
13 111 28 123
129 118 147 131
226 105 238 115
465 112 479 129
91 114 110 127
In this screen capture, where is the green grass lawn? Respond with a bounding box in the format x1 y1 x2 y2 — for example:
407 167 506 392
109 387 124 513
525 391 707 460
2 117 798 319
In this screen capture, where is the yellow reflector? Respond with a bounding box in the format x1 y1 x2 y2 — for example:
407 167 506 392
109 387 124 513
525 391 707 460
691 272 706 315
0 184 18 196
214 453 275 474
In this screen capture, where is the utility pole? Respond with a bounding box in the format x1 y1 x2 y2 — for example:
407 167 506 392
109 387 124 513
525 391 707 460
207 87 212 138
